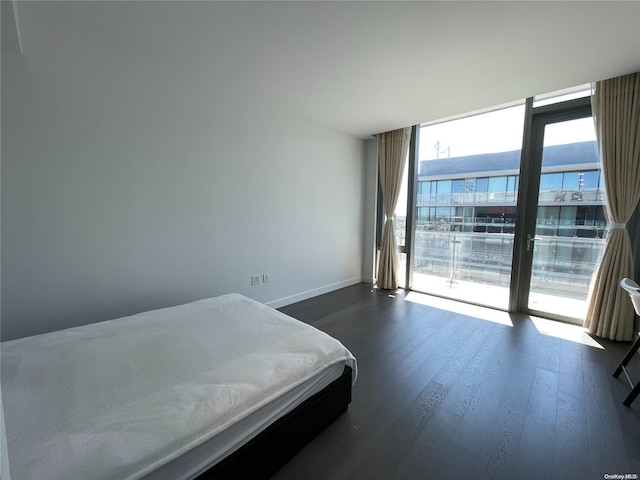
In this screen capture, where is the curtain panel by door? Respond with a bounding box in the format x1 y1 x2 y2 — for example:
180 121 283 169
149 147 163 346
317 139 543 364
585 72 640 341
377 127 411 290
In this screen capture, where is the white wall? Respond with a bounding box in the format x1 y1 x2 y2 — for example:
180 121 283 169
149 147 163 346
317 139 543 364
1 7 365 341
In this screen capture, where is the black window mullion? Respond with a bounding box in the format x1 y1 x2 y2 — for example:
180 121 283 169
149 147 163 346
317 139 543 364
406 125 419 289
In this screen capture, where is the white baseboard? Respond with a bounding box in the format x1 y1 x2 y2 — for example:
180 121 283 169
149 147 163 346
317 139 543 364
266 277 363 309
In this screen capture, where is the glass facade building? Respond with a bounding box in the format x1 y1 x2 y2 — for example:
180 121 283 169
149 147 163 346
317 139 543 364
410 140 605 301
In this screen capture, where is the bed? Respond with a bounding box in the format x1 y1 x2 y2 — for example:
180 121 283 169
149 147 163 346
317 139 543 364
1 293 357 480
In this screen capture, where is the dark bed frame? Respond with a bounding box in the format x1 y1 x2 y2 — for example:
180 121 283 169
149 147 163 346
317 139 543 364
196 365 353 479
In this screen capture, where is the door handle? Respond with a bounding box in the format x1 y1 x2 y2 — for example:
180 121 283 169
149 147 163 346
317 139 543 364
526 234 540 252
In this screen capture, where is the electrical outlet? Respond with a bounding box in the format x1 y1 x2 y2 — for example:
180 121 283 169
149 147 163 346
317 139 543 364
251 275 260 286
262 273 269 283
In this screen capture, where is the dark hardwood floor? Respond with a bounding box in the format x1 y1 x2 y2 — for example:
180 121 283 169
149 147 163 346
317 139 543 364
274 283 640 480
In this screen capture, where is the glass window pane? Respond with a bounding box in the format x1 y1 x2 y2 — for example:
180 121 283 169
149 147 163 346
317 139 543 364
392 149 409 248
488 177 507 203
540 173 563 191
418 181 431 206
465 178 475 192
436 207 451 222
415 103 525 309
538 206 559 225
488 176 507 193
437 180 452 193
559 206 577 225
563 172 579 190
582 170 599 189
436 180 451 205
451 179 465 193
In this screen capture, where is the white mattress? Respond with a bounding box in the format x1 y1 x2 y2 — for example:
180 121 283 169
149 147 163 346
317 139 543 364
1 293 357 480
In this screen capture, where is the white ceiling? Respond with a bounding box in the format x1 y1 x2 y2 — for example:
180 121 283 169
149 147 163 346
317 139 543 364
6 1 640 138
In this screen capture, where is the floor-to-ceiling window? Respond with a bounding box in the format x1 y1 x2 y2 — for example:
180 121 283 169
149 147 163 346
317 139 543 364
411 102 526 310
389 84 607 323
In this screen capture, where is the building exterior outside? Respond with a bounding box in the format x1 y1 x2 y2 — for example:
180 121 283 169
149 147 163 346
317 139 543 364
408 141 605 301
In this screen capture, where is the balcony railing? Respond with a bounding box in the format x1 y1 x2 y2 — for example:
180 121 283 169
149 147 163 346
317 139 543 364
538 188 604 204
412 230 605 300
415 219 605 238
417 188 604 206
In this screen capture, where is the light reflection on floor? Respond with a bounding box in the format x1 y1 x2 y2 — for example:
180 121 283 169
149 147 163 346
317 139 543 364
405 291 514 327
529 315 604 349
404 284 604 349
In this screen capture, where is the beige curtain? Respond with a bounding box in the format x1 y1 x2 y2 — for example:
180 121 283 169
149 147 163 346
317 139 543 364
377 127 411 289
585 72 640 341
